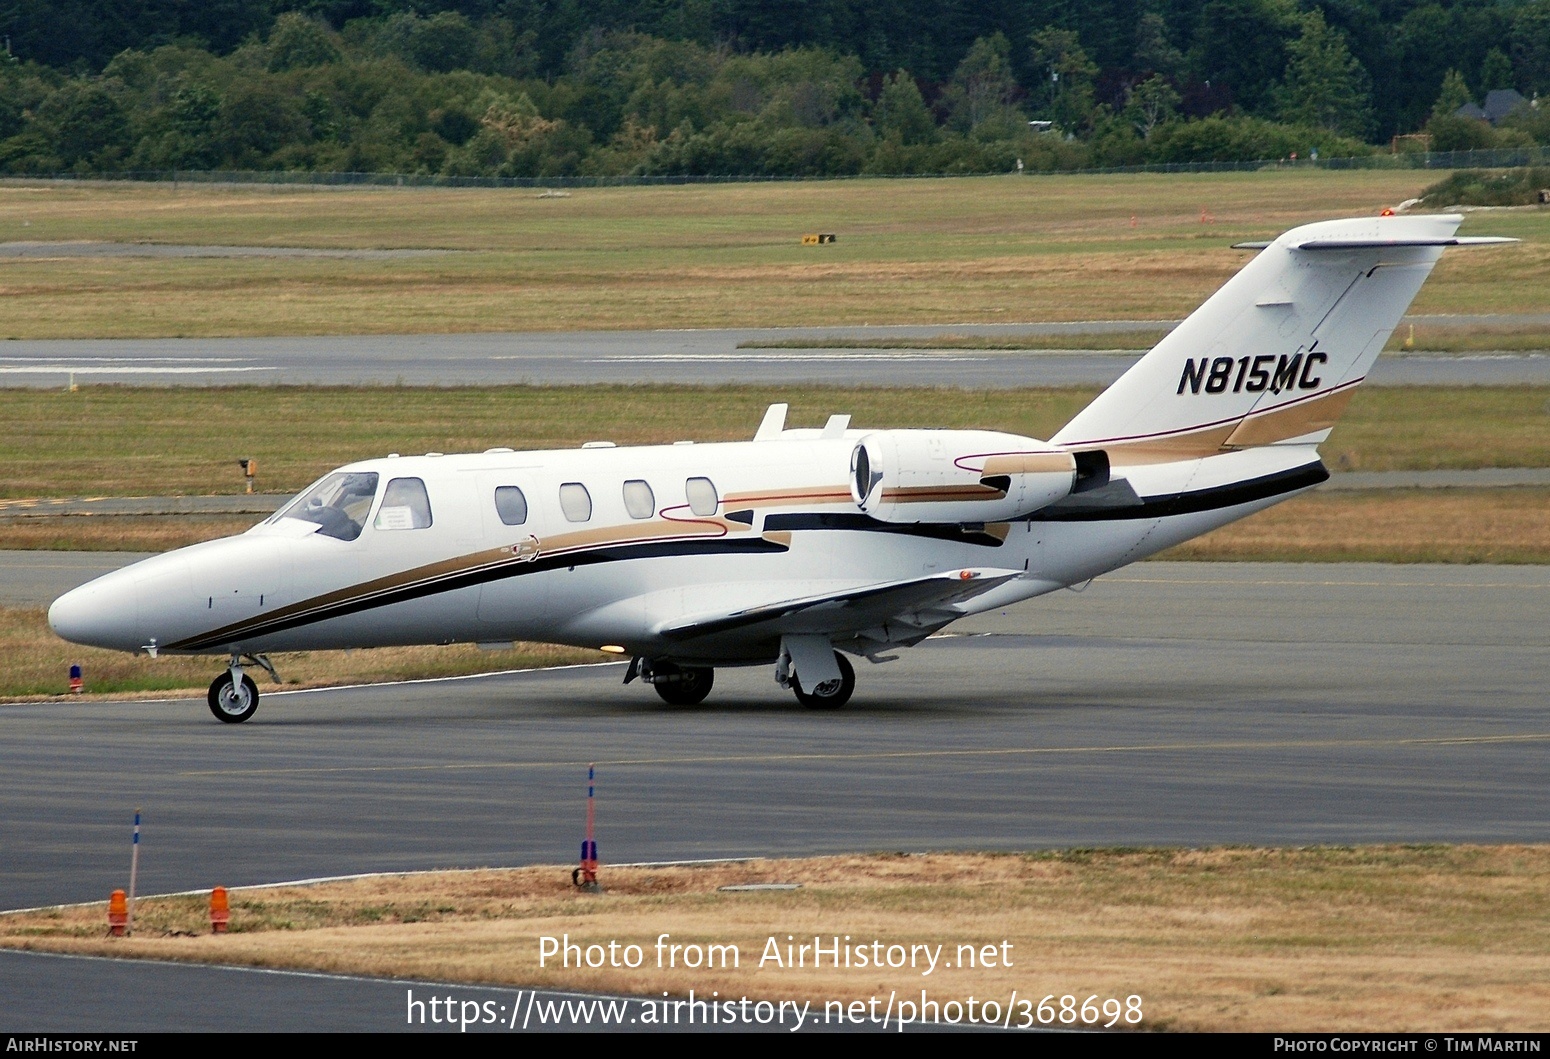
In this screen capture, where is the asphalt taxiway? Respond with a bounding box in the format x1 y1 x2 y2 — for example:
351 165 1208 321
0 950 843 1033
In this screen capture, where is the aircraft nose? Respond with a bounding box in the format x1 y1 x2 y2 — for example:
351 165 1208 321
48 573 141 651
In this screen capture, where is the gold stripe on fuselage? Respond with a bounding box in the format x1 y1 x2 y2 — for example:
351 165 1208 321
723 486 855 508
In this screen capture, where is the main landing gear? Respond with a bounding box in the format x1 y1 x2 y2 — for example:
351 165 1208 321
207 654 279 723
624 657 715 705
776 638 857 710
791 652 855 710
626 646 857 709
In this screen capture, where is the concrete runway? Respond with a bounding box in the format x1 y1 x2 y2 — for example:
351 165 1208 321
3 322 1549 388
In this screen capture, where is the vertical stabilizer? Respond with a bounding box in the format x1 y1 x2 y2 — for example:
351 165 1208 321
1051 214 1494 463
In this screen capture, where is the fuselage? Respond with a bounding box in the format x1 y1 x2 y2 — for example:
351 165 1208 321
47 426 1324 667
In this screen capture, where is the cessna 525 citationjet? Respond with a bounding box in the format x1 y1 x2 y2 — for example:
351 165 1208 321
49 213 1511 722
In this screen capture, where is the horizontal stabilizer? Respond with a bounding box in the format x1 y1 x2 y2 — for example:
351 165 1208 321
1293 236 1518 250
1233 236 1517 251
657 568 1023 641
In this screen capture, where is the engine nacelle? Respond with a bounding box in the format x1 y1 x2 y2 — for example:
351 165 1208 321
850 430 1079 524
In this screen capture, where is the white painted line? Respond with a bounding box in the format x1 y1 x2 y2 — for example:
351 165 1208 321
0 658 623 709
263 659 624 698
0 948 648 1002
593 353 990 363
0 356 251 364
0 366 276 375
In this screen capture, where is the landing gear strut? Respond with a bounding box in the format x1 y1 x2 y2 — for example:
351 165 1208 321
791 651 855 710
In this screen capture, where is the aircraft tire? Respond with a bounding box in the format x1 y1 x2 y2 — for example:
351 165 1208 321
653 664 713 706
793 652 855 710
208 672 260 723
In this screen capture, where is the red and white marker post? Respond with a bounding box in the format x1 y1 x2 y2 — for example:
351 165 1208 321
572 764 600 892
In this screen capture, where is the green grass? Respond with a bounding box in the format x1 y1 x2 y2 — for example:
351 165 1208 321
0 384 1545 502
0 172 1544 338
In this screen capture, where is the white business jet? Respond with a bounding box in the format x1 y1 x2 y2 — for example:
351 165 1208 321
49 213 1511 722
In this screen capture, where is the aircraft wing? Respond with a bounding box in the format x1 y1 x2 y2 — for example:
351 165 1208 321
656 568 1024 642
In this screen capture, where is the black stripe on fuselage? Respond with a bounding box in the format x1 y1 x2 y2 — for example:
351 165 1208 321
1028 460 1329 522
762 512 1009 546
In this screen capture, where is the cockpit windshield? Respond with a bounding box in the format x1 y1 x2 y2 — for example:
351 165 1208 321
273 472 379 541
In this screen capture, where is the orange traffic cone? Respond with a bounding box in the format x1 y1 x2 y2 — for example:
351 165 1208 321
107 890 127 936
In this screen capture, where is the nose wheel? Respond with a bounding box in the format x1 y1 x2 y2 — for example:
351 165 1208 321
208 670 259 723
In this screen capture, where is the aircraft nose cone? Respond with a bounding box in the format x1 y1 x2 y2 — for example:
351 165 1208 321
48 574 141 651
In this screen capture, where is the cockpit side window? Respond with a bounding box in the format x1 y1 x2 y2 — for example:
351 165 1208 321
375 477 433 530
274 471 379 542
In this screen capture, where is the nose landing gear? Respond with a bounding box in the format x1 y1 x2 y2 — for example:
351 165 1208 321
207 654 279 723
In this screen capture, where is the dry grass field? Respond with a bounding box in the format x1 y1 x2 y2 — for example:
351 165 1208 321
4 847 1546 1032
1161 488 1550 564
1 384 1546 501
0 172 1543 338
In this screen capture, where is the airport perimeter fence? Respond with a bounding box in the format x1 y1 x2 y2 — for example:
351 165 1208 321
15 145 1550 190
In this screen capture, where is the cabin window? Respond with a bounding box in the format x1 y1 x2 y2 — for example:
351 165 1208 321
685 476 718 516
275 471 378 542
559 482 593 522
374 477 433 530
622 479 655 520
494 485 528 526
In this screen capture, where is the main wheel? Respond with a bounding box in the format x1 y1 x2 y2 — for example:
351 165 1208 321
208 671 260 723
793 652 855 710
652 663 714 706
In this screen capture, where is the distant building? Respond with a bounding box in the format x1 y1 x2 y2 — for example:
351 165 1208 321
1455 89 1530 125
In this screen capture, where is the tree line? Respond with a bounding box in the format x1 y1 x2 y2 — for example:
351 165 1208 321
3 0 1548 179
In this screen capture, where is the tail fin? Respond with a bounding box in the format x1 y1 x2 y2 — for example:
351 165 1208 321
1051 214 1511 463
